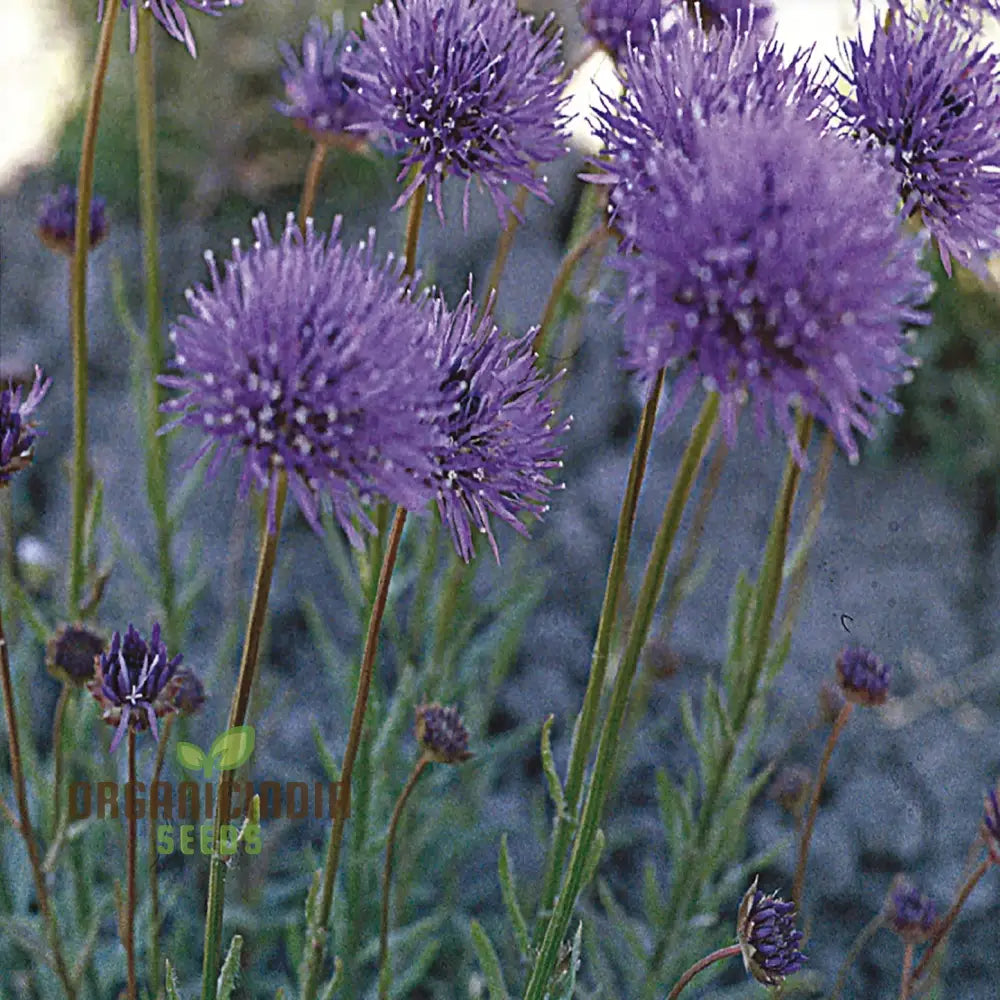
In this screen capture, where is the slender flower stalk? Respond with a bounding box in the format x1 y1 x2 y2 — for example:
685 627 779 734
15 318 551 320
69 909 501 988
70 0 119 616
125 728 138 1000
148 713 175 1000
664 945 742 1000
378 756 430 998
297 141 330 231
0 604 77 999
526 393 719 998
484 185 530 302
792 700 854 911
135 8 177 639
201 472 286 1000
49 686 71 840
300 506 409 1000
829 910 886 1000
536 370 664 931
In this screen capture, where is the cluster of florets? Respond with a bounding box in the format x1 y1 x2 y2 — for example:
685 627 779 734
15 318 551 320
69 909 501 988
161 214 567 559
836 646 892 706
1 366 51 486
89 623 183 752
37 186 108 256
276 15 369 147
46 624 105 687
887 877 938 943
415 702 473 764
581 0 664 59
99 0 244 58
736 876 805 986
831 6 1000 274
341 0 568 224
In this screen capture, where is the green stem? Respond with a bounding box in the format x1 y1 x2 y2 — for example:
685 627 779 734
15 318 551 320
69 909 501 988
300 508 409 1000
69 0 119 617
0 603 77 999
909 857 991 989
827 911 885 1000
665 944 741 1000
50 686 70 840
134 9 176 639
148 714 175 1000
126 728 138 1000
298 142 330 231
525 393 719 1000
378 756 430 999
532 224 608 358
643 414 813 992
484 186 529 303
536 370 664 933
201 472 287 1000
899 942 915 1000
403 181 426 280
792 701 853 912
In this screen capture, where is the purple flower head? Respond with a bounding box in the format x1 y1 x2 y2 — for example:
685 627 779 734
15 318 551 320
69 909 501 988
618 106 932 462
89 623 182 752
98 0 243 58
1 366 51 486
836 645 892 706
415 702 473 763
588 18 819 249
342 0 568 226
37 186 108 256
685 0 774 33
582 0 665 59
887 877 938 943
429 289 569 561
831 8 1000 275
170 667 206 716
160 214 448 541
46 624 105 687
736 876 805 986
861 0 1000 27
984 781 1000 862
276 15 369 148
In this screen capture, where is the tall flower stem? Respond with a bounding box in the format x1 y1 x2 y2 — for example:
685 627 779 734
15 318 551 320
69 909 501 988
644 415 813 993
0 603 77 998
484 185 529 302
828 910 885 1000
69 0 119 616
525 394 720 1000
134 9 176 640
125 728 139 1000
898 942 915 1000
792 701 854 911
378 755 430 999
148 713 175 1000
665 945 741 1000
201 472 288 1000
298 142 330 231
301 507 409 1000
909 856 991 991
536 370 664 928
403 181 426 281
50 686 71 839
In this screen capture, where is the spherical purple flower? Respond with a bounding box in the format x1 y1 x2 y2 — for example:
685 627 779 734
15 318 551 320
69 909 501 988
1 366 51 486
98 0 243 58
887 877 938 943
159 214 448 541
736 876 805 986
618 107 932 461
415 702 473 764
342 0 568 225
588 18 818 249
276 15 369 148
46 624 105 687
428 290 569 561
582 0 664 59
831 8 1000 275
37 186 108 256
836 645 892 706
89 623 182 752
983 780 1000 862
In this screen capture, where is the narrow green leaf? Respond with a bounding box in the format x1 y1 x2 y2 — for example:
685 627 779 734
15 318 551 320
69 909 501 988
318 957 344 1000
164 959 182 1000
550 921 583 1000
310 720 340 784
540 715 566 818
216 934 243 1000
498 834 531 959
209 725 255 773
580 827 604 891
469 919 509 1000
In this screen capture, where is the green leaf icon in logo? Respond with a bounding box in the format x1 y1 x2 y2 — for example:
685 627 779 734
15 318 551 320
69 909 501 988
176 741 207 774
209 725 255 776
